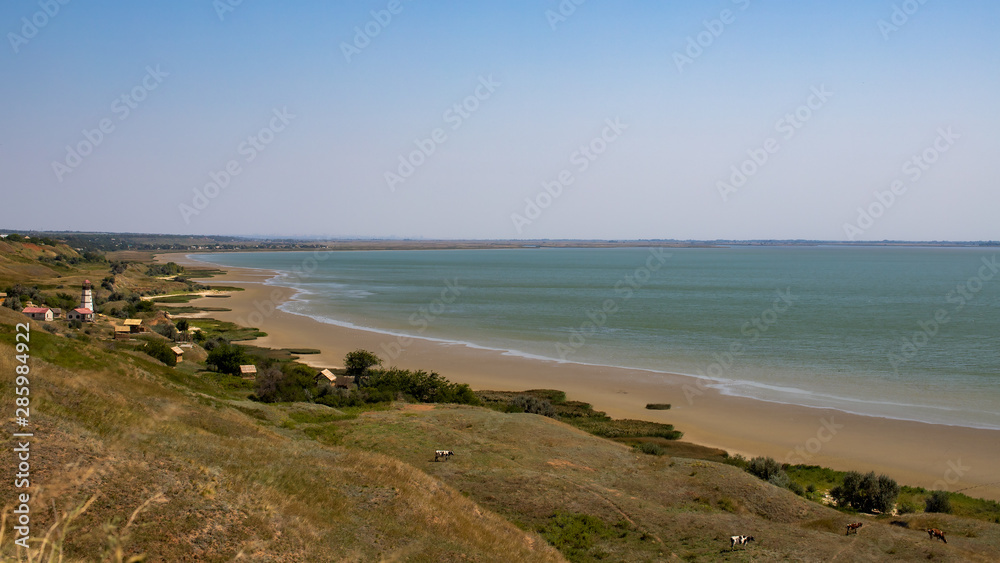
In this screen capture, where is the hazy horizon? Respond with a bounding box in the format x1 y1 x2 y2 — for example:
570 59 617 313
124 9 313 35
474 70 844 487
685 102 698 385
2 1 997 241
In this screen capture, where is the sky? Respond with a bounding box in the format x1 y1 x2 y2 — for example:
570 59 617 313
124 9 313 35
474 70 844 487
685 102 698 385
1 0 998 241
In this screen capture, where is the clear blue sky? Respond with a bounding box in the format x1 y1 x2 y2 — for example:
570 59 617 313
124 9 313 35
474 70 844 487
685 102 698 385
2 0 997 240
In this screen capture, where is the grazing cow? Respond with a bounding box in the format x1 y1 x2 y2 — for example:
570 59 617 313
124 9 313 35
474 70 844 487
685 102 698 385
927 528 947 543
846 522 863 535
730 535 754 550
434 450 454 462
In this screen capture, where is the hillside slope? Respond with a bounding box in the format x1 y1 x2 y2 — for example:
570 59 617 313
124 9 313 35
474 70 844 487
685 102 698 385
0 307 562 561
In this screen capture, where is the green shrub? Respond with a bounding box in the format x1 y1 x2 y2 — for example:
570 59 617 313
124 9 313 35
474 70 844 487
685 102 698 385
747 456 783 481
141 339 177 366
925 490 952 514
831 471 899 513
637 442 666 456
206 342 248 376
644 403 671 410
511 395 555 417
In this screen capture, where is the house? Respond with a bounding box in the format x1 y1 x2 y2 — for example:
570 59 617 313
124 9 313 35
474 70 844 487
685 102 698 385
66 307 95 322
21 307 53 322
0 292 6 306
50 308 63 319
239 365 257 379
123 319 145 333
334 375 355 389
171 346 184 363
317 369 337 384
114 326 132 340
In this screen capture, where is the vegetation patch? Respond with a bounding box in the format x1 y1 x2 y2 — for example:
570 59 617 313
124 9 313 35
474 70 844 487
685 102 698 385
644 403 671 410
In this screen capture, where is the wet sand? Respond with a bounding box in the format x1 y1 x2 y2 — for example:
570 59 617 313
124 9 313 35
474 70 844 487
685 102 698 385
163 253 1000 501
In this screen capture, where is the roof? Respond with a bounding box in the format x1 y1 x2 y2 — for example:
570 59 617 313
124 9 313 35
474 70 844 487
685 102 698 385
73 308 94 314
123 319 143 326
239 365 257 375
318 369 337 382
22 307 51 314
114 326 131 332
171 346 184 355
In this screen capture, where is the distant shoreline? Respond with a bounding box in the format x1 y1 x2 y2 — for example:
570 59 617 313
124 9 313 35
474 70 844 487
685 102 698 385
159 251 1000 502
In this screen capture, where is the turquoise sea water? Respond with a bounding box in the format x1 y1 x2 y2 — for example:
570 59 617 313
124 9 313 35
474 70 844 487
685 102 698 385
190 247 1000 429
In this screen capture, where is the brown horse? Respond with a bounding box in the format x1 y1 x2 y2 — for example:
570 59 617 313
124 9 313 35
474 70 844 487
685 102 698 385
845 522 863 535
926 528 947 543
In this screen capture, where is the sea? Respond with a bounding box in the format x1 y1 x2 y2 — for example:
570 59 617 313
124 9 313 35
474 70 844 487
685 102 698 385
189 246 1000 430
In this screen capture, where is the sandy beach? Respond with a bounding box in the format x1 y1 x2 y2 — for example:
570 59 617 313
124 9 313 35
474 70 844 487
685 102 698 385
162 253 1000 501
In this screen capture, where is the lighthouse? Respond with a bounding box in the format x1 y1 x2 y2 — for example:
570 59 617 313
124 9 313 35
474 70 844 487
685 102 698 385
81 279 93 311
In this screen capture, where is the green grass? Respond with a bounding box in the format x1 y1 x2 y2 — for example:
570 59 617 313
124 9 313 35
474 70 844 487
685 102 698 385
189 318 266 341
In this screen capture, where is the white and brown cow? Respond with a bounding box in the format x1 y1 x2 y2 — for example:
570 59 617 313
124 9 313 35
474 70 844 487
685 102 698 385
434 450 454 462
730 535 755 550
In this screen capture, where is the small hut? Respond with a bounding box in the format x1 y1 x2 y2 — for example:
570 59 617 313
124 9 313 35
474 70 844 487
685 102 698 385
239 365 257 379
171 346 184 363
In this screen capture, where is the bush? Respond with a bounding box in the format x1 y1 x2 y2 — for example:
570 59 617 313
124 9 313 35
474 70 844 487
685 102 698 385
898 501 916 515
831 471 899 513
206 342 248 376
152 323 178 340
636 442 666 456
68 319 83 330
511 395 555 417
365 367 480 405
254 364 319 403
141 340 177 367
788 481 806 496
747 457 783 481
644 403 671 410
925 490 952 514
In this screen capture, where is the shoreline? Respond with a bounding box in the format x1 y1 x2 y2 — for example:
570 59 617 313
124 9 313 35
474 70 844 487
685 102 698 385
162 252 1000 501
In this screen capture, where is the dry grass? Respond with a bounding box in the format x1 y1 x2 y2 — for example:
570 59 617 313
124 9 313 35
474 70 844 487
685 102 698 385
0 309 562 561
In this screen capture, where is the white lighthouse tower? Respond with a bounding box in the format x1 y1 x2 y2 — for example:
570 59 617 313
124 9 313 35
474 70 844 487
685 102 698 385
81 279 94 311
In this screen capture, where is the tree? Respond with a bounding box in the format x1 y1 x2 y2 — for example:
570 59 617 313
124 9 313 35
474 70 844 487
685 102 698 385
925 490 952 514
206 342 248 376
831 471 899 513
176 319 189 332
345 349 382 383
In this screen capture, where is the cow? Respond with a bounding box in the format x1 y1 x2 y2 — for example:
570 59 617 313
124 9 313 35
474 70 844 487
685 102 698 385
927 528 947 543
846 522 863 535
730 535 754 550
434 450 454 462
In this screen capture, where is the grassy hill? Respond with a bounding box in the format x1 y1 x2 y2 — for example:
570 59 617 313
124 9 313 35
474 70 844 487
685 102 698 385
2 303 998 561
0 307 561 561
